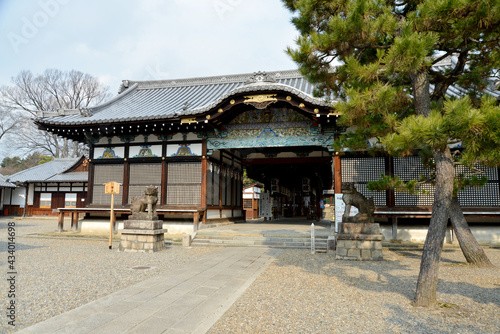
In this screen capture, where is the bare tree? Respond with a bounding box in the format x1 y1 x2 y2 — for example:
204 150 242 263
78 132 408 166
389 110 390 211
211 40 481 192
0 103 19 142
1 69 110 158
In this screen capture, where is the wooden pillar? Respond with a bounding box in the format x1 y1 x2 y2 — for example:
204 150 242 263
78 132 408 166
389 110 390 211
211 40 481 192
194 211 200 231
200 140 208 223
71 212 78 231
161 160 168 205
87 161 94 206
122 161 130 206
57 212 64 232
334 153 342 194
219 166 223 218
392 217 398 241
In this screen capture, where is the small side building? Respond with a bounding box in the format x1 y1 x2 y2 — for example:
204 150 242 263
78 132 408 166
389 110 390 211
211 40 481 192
0 174 16 216
2 157 88 216
243 183 263 220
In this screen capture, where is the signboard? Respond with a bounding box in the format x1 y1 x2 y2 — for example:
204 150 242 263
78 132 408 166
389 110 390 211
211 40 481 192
104 181 121 195
260 191 272 218
334 193 359 233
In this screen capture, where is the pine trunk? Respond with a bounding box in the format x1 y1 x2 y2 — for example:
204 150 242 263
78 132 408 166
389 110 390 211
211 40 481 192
450 196 493 267
413 148 454 307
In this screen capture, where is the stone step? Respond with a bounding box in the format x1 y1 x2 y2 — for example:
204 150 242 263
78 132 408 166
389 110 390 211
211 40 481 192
191 235 328 250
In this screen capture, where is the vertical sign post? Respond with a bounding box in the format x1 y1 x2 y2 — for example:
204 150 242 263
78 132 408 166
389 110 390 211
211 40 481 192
311 223 315 254
104 182 121 250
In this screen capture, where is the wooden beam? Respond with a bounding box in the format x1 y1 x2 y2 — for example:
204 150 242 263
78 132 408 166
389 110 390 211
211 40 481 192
161 160 168 206
87 161 94 207
71 212 78 231
122 161 130 206
243 157 331 165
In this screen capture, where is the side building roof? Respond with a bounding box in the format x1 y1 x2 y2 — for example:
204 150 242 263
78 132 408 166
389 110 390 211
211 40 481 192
7 157 87 183
0 174 15 188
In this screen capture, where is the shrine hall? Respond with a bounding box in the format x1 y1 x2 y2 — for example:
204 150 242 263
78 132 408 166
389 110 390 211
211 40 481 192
35 70 500 234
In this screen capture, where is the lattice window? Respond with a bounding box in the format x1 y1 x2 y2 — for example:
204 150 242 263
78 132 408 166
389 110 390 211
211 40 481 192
221 170 228 206
128 163 162 204
39 193 52 208
456 165 500 207
207 165 214 206
93 164 124 205
341 157 386 206
166 162 201 205
213 165 220 206
394 156 434 206
243 199 253 209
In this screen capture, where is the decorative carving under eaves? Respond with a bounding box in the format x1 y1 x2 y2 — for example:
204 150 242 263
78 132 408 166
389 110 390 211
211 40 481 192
119 134 137 143
84 133 100 144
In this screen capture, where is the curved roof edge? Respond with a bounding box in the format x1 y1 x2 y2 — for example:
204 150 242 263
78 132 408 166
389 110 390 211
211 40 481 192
184 81 332 116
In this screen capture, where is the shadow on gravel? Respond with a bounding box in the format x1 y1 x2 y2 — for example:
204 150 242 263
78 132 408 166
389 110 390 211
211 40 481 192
0 240 46 252
383 304 478 333
271 249 500 307
0 220 38 230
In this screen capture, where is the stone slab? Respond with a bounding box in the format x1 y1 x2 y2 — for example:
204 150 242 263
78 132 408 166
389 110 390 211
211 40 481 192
124 220 163 230
340 223 380 234
336 233 383 241
120 229 168 235
129 213 159 221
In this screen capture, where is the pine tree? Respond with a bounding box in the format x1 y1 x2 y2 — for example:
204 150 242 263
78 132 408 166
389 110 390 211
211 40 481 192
283 0 500 307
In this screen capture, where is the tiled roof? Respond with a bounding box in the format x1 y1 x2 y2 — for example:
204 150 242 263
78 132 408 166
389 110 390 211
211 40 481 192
45 172 88 182
38 70 328 126
7 158 84 183
37 62 499 127
0 174 15 188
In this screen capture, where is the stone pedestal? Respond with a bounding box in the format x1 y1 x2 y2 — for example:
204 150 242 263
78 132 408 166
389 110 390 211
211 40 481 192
335 222 383 261
119 219 167 253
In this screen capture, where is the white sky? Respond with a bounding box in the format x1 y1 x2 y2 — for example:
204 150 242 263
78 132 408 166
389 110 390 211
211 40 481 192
0 0 298 90
0 0 299 160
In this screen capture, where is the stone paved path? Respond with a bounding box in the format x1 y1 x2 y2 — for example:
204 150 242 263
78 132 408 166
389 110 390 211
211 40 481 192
17 247 280 334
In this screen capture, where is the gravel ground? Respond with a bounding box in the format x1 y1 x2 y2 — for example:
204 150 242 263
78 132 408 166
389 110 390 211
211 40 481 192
208 248 500 334
1 217 499 334
0 218 221 333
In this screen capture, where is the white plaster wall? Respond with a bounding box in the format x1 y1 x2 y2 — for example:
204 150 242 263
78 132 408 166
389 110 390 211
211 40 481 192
81 220 194 235
380 225 500 244
221 209 232 218
162 223 194 235
9 187 26 207
207 209 220 219
27 184 34 206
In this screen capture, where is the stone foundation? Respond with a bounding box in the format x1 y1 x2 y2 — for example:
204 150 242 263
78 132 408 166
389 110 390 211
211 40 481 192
119 219 167 253
335 223 383 261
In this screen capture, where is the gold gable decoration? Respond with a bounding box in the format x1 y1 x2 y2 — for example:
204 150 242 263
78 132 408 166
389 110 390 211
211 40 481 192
243 94 277 109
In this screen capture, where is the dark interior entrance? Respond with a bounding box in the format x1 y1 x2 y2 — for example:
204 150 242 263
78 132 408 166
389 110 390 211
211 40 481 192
241 146 332 219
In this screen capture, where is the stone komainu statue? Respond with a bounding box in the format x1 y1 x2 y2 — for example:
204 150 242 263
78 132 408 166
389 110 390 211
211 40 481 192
342 183 375 223
130 185 158 220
